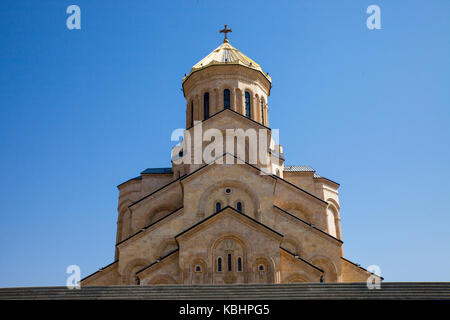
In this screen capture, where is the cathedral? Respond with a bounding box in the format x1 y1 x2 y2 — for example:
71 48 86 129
81 27 378 286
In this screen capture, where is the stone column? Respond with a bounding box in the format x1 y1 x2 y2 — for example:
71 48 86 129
252 95 258 120
235 88 243 115
195 95 201 121
231 88 237 111
265 105 269 126
255 95 261 122
213 88 219 114
186 102 190 128
219 89 224 111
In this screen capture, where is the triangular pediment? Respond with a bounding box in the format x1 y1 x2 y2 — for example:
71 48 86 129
176 206 283 243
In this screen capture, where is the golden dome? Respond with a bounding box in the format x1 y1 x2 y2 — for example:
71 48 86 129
182 41 271 83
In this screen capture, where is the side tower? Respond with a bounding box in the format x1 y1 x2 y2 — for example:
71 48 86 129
81 27 380 286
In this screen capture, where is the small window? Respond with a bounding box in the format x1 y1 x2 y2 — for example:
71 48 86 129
236 202 242 212
203 92 210 120
217 257 222 272
227 254 232 271
237 257 242 272
224 89 230 109
245 91 251 118
195 265 201 272
215 202 222 212
258 265 265 271
225 188 231 194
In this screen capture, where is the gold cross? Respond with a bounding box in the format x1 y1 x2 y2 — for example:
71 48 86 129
220 25 232 43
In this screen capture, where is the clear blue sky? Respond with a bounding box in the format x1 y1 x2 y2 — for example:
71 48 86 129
0 0 449 287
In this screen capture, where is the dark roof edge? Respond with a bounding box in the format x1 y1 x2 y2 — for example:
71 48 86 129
116 207 184 247
280 247 324 273
186 107 271 131
175 205 284 239
341 257 384 280
274 205 343 244
129 177 181 208
179 152 276 183
80 260 119 282
136 249 179 275
117 176 142 188
273 175 328 205
314 176 340 186
141 167 173 175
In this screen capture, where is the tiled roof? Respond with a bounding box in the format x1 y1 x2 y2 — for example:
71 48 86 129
183 41 270 83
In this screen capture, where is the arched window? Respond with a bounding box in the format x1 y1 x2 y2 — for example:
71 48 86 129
260 100 264 124
190 101 194 127
195 265 202 272
258 265 265 271
236 202 242 212
237 257 242 272
215 202 222 212
245 91 251 118
217 257 222 272
327 207 337 237
203 92 210 120
227 254 232 271
224 89 230 109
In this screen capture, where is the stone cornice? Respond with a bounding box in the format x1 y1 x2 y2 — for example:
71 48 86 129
274 205 343 246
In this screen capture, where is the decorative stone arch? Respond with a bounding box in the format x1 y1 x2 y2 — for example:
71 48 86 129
198 179 260 220
188 256 209 284
212 88 219 114
309 255 338 283
281 201 314 224
326 204 339 238
156 239 178 258
284 273 310 283
210 234 248 284
117 200 133 242
326 199 342 240
281 235 303 256
251 255 275 283
326 198 340 212
194 94 200 122
234 87 243 114
147 204 177 225
145 274 178 285
121 258 151 285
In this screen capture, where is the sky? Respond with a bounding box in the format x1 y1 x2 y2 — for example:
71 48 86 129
0 0 449 287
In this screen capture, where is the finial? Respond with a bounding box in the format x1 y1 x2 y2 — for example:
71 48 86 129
220 24 232 43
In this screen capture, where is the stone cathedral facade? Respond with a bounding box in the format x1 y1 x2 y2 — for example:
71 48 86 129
81 30 378 286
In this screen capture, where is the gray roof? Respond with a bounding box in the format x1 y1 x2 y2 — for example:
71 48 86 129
284 165 314 172
141 167 173 174
284 165 322 178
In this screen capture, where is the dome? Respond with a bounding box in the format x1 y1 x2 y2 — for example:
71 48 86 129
182 41 271 84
